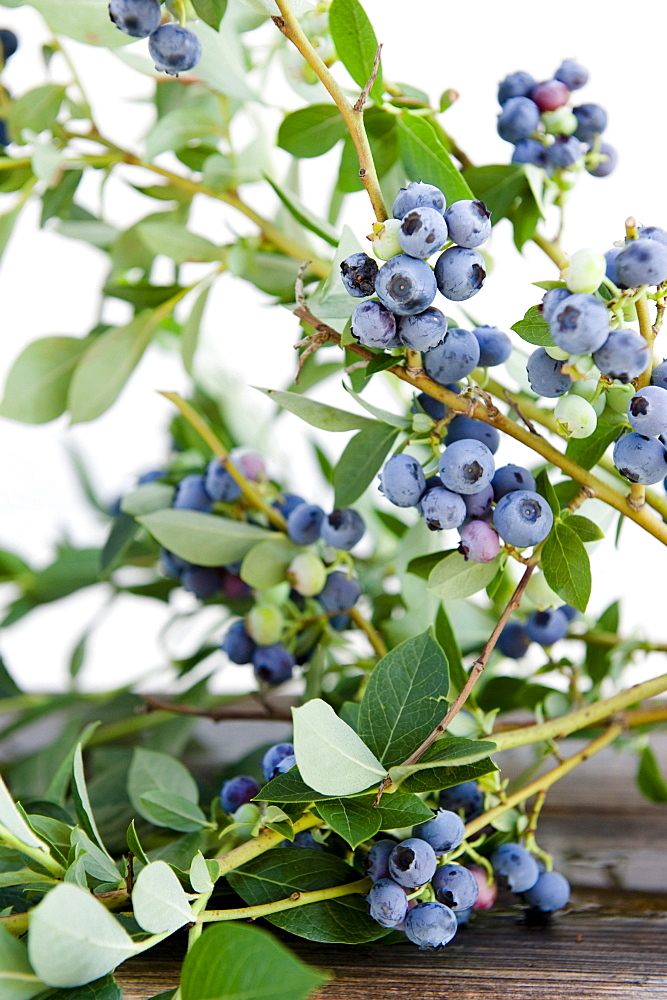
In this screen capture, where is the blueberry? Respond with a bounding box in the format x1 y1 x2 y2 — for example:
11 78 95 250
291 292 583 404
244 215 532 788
316 571 361 613
205 458 243 503
398 207 449 258
221 621 256 665
282 830 323 850
463 482 494 517
413 809 465 855
444 415 500 454
173 474 213 512
366 839 397 882
320 509 365 550
523 870 570 912
492 464 537 501
547 135 586 168
497 96 540 143
108 0 161 37
497 621 531 658
137 469 166 485
604 247 623 287
615 239 667 287
423 327 481 382
541 287 571 324
458 519 500 563
472 326 512 367
220 775 260 814
526 348 572 398
525 608 569 646
613 432 667 485
252 644 295 685
554 59 588 91
287 503 325 545
493 490 554 547
388 838 438 888
0 119 7 148
573 103 608 142
593 328 649 383
420 487 467 531
586 143 618 178
549 293 609 354
230 449 266 482
497 71 536 105
432 864 479 910
491 842 539 892
404 901 458 949
148 23 202 76
379 454 426 507
340 252 379 297
161 549 188 580
637 226 667 247
438 781 483 820
438 439 495 495
434 247 486 301
0 28 18 61
417 391 447 420
651 359 667 389
375 255 437 316
366 878 408 928
627 386 667 436
261 742 295 782
273 493 306 519
444 200 492 249
398 306 447 351
350 300 398 349
530 79 569 112
392 181 446 219
559 605 578 621
181 565 220 599
511 139 551 171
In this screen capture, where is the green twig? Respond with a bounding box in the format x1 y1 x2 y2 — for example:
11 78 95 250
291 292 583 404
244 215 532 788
198 877 370 923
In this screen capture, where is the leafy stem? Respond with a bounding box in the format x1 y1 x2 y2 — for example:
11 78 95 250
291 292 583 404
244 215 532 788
215 813 323 877
197 877 371 924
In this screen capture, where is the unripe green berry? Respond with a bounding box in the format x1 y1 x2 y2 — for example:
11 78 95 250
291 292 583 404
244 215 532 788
563 249 606 294
287 552 327 597
545 345 570 361
563 354 599 380
367 219 402 261
525 572 561 610
554 394 598 438
541 108 578 135
605 382 636 414
247 603 284 646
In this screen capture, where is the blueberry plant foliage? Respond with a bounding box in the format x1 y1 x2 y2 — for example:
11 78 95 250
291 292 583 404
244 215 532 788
0 0 667 997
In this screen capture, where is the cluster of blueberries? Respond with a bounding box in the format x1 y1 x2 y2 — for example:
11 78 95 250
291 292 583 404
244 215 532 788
108 0 202 75
220 741 296 816
0 28 18 148
498 604 577 658
152 451 365 686
341 181 492 354
497 59 615 178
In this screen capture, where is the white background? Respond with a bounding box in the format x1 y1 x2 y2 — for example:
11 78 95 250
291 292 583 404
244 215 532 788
0 0 665 693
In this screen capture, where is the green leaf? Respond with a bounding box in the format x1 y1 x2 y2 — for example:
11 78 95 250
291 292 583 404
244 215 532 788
0 925 46 1000
120 482 174 517
240 537 301 589
0 337 88 424
428 551 503 601
128 749 200 817
126 820 150 868
637 745 667 803
27 884 136 989
14 0 132 45
70 829 121 885
191 0 227 30
71 746 111 858
255 770 339 804
541 522 591 612
259 387 375 431
462 164 528 223
68 314 160 424
333 423 399 507
292 699 386 795
535 469 560 518
397 113 473 204
0 775 50 854
181 285 211 376
36 974 123 999
264 175 339 247
394 758 498 795
45 723 100 807
565 514 604 542
511 305 553 347
376 790 433 829
227 851 387 944
180 922 329 1000
138 220 223 264
358 630 448 767
189 852 215 894
9 85 66 136
145 97 224 160
137 510 275 567
188 21 256 101
100 514 137 575
585 600 619 685
278 105 346 159
406 551 449 580
329 0 383 102
433 604 468 701
342 385 410 429
132 861 193 934
387 736 496 785
565 417 622 470
138 791 210 833
316 798 381 848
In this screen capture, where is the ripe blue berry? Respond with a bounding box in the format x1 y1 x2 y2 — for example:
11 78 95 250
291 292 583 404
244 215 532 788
463 482 494 517
523 870 570 912
511 139 550 170
604 247 623 287
525 608 569 646
573 103 608 142
637 226 667 247
287 503 325 545
434 247 486 301
472 326 512 367
388 838 437 888
444 200 492 249
252 644 295 685
423 328 481 382
398 207 449 258
282 830 323 850
181 565 220 599
492 843 539 892
438 439 495 495
417 391 447 420
497 96 540 143
438 781 484 820
340 252 378 297
541 287 571 324
413 809 465 855
593 328 649 383
379 454 426 507
586 143 617 178
498 71 536 105
392 181 446 219
554 59 588 91
220 775 260 814
366 839 396 882
320 509 365 550
317 571 361 613
161 549 188 580
0 28 18 61
492 464 536 501
375 255 437 315
530 79 569 112
350 300 398 349
404 901 458 949
148 23 202 76
205 459 242 503
547 135 585 168
445 415 500 454
526 348 572 397
432 864 479 910
560 605 578 621
651 360 667 390
420 487 467 531
615 239 667 287
173 474 213 512
366 878 408 928
458 519 500 563
627 386 667 436
261 742 295 782
108 0 161 37
398 307 447 351
493 490 554 547
498 622 531 658
613 432 667 485
549 293 610 354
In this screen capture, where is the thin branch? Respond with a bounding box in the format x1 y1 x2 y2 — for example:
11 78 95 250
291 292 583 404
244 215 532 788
354 44 383 113
141 695 293 722
198 878 370 923
349 606 388 658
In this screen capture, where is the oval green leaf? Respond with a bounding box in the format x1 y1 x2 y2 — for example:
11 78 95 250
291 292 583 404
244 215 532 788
132 861 193 934
292 699 386 796
428 551 502 601
136 511 275 567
